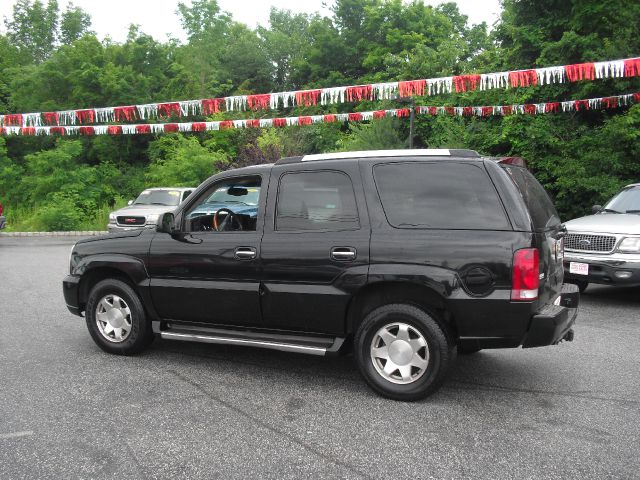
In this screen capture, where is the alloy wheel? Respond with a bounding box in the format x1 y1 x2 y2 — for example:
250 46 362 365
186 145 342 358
370 322 429 384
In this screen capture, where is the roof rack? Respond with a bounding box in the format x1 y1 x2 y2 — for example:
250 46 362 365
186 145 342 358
276 149 479 165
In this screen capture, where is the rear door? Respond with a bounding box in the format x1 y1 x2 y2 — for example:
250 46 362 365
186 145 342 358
501 165 564 304
259 161 370 335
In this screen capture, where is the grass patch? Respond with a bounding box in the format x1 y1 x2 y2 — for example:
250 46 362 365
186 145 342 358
2 198 128 232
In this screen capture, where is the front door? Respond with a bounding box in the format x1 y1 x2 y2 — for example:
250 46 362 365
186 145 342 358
148 173 265 327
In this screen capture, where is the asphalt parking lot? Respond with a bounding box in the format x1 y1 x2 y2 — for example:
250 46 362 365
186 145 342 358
1 236 638 480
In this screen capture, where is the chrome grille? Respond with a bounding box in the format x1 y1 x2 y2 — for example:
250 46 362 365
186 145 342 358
565 233 616 253
116 216 145 226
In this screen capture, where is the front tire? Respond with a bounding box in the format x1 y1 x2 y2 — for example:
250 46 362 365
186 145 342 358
85 279 153 355
354 304 454 401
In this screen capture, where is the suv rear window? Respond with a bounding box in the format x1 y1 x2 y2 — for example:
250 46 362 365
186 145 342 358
502 165 561 230
373 162 510 230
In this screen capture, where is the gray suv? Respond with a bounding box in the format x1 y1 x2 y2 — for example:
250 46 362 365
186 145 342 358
564 183 640 292
108 188 194 233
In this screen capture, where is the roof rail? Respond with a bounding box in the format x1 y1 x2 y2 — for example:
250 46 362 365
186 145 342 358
276 149 479 165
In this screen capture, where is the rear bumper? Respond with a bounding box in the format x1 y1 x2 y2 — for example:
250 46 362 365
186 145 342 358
563 251 640 285
522 283 579 348
63 275 82 316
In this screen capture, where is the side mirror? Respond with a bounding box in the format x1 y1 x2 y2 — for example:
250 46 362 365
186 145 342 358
127 200 133 206
157 212 177 234
592 204 602 214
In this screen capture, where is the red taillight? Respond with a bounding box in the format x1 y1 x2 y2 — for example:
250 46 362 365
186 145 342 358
512 248 539 301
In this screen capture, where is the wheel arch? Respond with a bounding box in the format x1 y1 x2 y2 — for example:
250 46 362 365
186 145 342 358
345 281 457 344
78 267 137 310
76 255 150 313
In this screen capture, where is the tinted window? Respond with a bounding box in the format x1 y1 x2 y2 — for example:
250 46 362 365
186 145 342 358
276 171 360 231
374 162 510 230
502 165 561 229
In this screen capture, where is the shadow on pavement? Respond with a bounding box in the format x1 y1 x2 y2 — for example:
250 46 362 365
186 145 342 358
580 284 640 306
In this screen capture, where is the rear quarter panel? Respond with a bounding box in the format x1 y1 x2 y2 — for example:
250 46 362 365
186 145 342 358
360 158 536 344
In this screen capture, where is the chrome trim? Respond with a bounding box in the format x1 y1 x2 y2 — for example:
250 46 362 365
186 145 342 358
565 231 624 253
565 232 617 253
302 149 452 161
330 248 357 261
234 247 257 259
564 251 640 266
160 331 328 356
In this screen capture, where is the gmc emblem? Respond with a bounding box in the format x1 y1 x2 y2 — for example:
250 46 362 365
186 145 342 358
124 218 137 224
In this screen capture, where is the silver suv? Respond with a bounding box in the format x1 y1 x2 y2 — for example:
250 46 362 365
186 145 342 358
108 188 194 233
563 183 640 292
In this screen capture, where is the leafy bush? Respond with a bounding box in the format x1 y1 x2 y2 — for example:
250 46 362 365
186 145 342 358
29 196 85 231
146 134 227 186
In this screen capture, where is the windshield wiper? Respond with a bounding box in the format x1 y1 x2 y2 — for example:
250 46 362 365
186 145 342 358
150 202 170 205
625 210 640 214
601 208 621 214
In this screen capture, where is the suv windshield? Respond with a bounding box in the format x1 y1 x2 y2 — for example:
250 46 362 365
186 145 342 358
604 186 640 214
203 186 260 206
134 190 182 206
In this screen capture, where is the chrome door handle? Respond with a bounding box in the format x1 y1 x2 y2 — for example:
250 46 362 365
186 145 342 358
234 247 257 260
331 247 357 261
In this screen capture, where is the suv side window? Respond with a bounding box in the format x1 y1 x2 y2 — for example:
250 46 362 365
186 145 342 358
184 175 261 232
276 171 360 231
374 161 511 230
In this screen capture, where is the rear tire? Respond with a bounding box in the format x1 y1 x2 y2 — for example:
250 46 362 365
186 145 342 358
354 304 454 401
85 279 154 355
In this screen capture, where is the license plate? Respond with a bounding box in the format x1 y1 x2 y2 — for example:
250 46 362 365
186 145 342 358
569 262 589 275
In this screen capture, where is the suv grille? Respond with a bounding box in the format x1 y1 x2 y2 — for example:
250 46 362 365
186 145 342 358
117 216 146 226
565 233 616 253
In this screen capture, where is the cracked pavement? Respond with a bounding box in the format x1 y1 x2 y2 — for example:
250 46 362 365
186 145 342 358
1 237 639 479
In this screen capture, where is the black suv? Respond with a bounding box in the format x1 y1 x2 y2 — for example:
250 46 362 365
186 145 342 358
63 149 578 401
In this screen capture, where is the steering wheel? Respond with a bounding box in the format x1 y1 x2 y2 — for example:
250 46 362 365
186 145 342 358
213 208 243 231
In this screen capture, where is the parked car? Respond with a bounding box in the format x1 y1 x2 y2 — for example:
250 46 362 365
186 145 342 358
64 149 578 401
0 202 5 229
107 187 195 233
563 183 640 292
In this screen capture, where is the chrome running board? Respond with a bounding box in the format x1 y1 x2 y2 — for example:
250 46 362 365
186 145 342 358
159 325 344 356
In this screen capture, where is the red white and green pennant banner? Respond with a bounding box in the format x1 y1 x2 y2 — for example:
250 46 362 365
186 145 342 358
1 93 637 137
1 57 639 128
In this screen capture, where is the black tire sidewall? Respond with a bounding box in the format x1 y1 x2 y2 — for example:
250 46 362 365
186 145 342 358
355 304 452 401
85 279 151 355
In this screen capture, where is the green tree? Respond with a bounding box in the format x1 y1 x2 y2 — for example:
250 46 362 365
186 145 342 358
258 9 312 90
60 2 92 45
5 0 59 63
146 135 227 186
337 117 407 151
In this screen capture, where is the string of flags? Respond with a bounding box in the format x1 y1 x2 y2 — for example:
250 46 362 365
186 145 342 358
0 57 639 128
1 93 637 137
